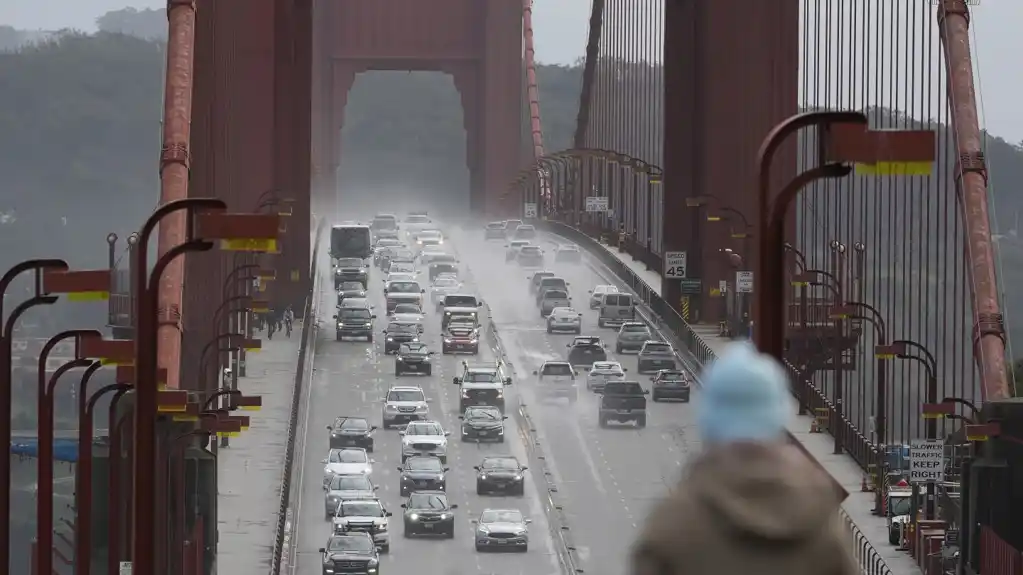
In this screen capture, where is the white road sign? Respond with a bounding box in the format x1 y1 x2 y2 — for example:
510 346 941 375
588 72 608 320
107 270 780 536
523 202 538 218
909 439 946 483
719 280 728 293
584 196 609 212
663 251 687 279
736 271 754 293
119 562 132 575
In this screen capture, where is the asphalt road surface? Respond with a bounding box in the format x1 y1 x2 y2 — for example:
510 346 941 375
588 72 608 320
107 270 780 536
450 227 703 575
289 236 561 575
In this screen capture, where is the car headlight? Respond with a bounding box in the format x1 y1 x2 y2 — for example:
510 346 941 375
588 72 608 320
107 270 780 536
469 339 478 344
479 474 487 480
337 322 343 327
387 337 394 342
368 558 379 567
478 525 490 534
444 338 452 343
444 311 451 315
461 391 470 399
385 405 397 411
439 513 449 520
416 404 428 411
496 390 504 398
409 513 419 521
513 474 522 480
437 474 444 481
363 322 372 327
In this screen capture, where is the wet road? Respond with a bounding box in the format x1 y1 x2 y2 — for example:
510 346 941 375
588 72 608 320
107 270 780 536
289 238 561 575
451 227 703 575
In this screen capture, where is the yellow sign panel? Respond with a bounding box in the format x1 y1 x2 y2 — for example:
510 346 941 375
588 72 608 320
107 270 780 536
709 288 721 297
706 216 722 222
257 283 267 293
731 233 748 239
966 434 989 442
921 413 945 419
790 281 809 287
244 345 261 352
252 305 270 313
67 291 110 302
239 405 261 411
157 404 188 413
172 415 199 422
217 431 241 438
100 358 132 366
875 353 895 360
219 239 278 253
855 161 933 176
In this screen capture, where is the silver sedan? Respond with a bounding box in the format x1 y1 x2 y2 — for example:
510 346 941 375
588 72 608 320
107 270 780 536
474 509 530 552
545 307 582 334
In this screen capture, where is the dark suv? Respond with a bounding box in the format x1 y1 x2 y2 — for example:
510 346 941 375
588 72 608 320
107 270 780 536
318 533 380 575
566 336 607 367
401 491 457 538
328 416 376 451
397 456 449 496
395 342 433 375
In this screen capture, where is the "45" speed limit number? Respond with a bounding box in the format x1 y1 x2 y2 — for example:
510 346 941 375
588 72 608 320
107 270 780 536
663 251 687 279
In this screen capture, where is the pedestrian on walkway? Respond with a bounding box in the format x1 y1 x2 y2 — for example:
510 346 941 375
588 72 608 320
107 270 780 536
630 342 856 575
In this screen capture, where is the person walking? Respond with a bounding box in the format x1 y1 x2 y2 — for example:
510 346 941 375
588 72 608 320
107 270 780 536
283 305 295 337
630 342 857 575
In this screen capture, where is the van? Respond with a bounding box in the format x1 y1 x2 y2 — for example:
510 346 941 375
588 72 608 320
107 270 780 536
597 293 635 328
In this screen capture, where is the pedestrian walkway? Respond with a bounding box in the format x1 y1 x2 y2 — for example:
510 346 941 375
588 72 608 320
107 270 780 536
216 328 302 573
558 234 923 575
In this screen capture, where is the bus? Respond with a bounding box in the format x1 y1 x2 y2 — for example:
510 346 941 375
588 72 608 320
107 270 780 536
330 224 372 259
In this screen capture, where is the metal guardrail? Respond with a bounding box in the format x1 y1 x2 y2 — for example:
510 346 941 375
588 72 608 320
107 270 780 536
269 218 326 575
842 509 894 575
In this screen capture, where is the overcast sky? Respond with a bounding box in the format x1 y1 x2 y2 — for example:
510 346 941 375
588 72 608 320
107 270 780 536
1 1 1019 141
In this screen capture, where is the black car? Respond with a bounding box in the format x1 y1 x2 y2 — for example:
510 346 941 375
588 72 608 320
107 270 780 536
334 257 369 289
474 456 527 495
441 325 479 354
566 336 608 367
318 533 380 575
459 406 507 442
650 369 692 402
401 491 457 538
395 342 433 375
337 281 368 306
328 417 376 451
383 323 420 354
397 456 450 496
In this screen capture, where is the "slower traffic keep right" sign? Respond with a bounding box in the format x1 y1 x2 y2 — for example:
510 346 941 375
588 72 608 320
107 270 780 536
909 439 946 483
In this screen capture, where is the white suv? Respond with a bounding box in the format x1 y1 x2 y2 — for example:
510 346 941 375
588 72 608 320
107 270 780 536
400 420 451 463
382 386 430 429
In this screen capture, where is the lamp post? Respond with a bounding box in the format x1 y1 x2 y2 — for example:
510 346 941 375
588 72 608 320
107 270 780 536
891 339 939 520
225 262 258 377
73 360 103 575
105 384 133 575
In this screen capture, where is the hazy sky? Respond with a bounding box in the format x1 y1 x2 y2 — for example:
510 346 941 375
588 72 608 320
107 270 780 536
0 1 1019 141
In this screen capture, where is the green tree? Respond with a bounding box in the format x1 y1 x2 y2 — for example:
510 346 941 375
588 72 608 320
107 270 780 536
96 7 168 40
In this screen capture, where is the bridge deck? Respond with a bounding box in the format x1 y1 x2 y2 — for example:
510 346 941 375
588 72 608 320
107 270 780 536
557 233 924 575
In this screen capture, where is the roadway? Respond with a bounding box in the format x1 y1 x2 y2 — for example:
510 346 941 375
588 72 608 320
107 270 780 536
289 234 561 575
449 226 701 575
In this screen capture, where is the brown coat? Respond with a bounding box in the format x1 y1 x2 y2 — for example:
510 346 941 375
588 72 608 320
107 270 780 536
631 443 858 575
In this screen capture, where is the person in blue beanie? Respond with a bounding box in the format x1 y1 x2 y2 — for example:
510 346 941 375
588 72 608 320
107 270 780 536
630 342 856 575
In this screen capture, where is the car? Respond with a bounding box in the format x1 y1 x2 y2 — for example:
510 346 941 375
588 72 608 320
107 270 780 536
515 245 545 267
512 224 537 241
322 448 374 487
440 294 482 328
374 236 403 250
336 281 367 306
418 248 450 266
484 221 507 240
387 261 417 275
597 292 636 328
588 284 619 309
566 336 608 367
324 475 378 519
598 380 648 428
333 306 376 342
474 509 531 552
383 280 425 313
459 405 507 442
586 361 627 392
390 302 424 324
553 244 582 263
380 248 415 271
504 219 524 238
334 257 369 289
533 361 577 402
428 261 459 282
538 289 571 317
374 246 397 269
535 276 570 303
381 386 430 429
400 420 450 463
397 455 450 496
382 321 420 354
430 276 462 307
413 229 444 248
402 213 432 234
505 240 530 261
442 323 480 354
474 456 527 495
637 341 677 373
395 342 433 376
401 491 458 538
650 369 693 402
454 362 511 411
371 213 399 232
331 498 392 552
546 307 582 333
318 533 380 575
328 416 376 450
615 322 652 353
383 272 416 285
527 271 556 294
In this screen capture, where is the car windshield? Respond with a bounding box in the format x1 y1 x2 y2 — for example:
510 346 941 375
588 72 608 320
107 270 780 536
594 285 619 294
541 279 567 289
659 371 686 381
481 510 524 524
390 263 415 272
388 282 420 293
431 264 457 272
400 343 428 354
387 323 417 334
486 222 505 229
340 309 371 320
377 238 401 246
327 535 375 553
406 457 443 471
510 241 529 248
405 215 430 224
621 324 648 333
338 418 369 431
387 389 424 402
336 258 362 267
644 343 672 353
445 295 477 307
481 457 520 470
330 475 372 491
407 493 448 510
394 304 421 313
341 501 384 517
434 278 459 288
341 282 364 291
552 308 576 317
464 371 497 383
466 407 501 420
559 246 578 252
541 364 573 376
392 250 414 260
889 496 912 516
330 450 367 464
405 422 443 435
592 362 621 372
520 246 541 254
448 316 475 326
543 290 568 299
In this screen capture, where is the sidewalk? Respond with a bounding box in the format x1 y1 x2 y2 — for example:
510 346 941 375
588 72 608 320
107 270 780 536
556 235 922 575
216 329 302 573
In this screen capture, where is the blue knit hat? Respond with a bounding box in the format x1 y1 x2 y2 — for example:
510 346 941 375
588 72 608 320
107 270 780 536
696 342 792 444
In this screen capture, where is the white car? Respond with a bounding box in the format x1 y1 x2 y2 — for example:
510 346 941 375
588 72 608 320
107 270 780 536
400 420 451 463
532 361 578 402
430 276 463 305
381 386 430 429
414 230 444 246
546 307 582 334
586 361 626 392
332 498 392 552
554 244 582 263
322 448 374 487
505 240 530 261
391 302 425 324
588 284 620 309
388 261 417 275
385 272 416 284
419 249 450 265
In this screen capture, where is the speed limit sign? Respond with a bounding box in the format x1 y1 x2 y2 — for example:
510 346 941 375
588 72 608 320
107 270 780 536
524 203 538 218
